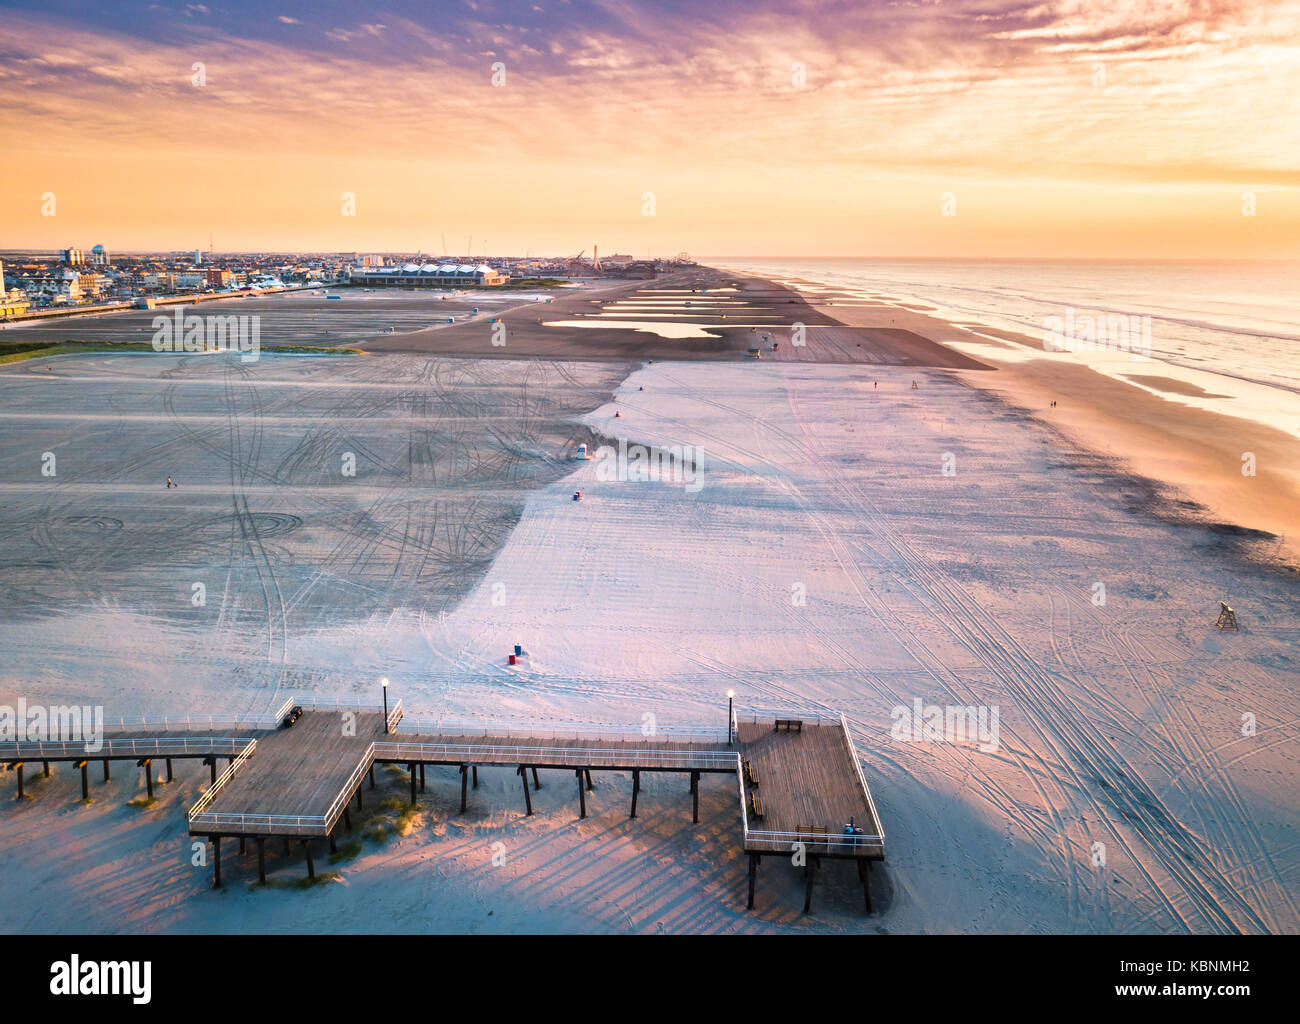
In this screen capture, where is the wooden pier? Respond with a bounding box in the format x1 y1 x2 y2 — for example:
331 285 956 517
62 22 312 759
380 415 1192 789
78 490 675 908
1 698 885 914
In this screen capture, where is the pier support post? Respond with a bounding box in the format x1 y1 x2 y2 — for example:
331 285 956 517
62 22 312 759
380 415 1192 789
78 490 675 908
165 758 173 783
576 769 587 819
15 764 23 800
212 837 221 889
518 766 532 816
343 806 352 831
329 832 337 855
409 763 417 806
256 838 266 885
42 760 50 778
748 854 759 910
691 771 700 823
208 758 217 785
630 769 640 819
284 838 291 856
460 765 469 813
369 765 375 789
419 763 426 791
858 860 872 914
142 759 154 799
239 836 246 855
356 785 363 810
585 769 594 792
102 759 110 782
803 858 818 914
303 840 315 881
78 761 88 801
532 766 542 791
472 766 478 789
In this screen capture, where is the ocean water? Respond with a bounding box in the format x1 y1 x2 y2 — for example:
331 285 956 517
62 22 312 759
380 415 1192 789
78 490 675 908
717 257 1300 434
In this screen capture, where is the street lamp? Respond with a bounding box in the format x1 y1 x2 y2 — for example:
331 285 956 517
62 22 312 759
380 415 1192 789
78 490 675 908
380 677 390 733
726 690 735 745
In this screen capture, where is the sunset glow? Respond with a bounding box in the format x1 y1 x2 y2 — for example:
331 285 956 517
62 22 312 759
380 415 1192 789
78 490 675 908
3 0 1298 256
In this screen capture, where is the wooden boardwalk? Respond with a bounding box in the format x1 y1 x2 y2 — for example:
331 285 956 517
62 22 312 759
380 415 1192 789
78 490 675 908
736 719 881 854
4 700 886 913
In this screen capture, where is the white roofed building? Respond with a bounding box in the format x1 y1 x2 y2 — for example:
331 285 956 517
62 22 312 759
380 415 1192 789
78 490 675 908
349 262 508 287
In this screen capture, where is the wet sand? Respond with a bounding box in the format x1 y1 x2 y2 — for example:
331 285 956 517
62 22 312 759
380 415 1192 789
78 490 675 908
790 278 1300 561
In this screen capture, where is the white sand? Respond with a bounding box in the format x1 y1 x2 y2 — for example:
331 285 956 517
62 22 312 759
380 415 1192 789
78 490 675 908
1 358 1297 933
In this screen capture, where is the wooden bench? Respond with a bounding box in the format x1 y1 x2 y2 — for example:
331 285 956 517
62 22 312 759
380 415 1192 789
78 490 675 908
774 718 803 733
749 789 765 821
742 758 759 786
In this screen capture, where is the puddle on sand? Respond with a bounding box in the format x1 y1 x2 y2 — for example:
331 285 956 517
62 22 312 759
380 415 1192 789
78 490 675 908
543 319 723 339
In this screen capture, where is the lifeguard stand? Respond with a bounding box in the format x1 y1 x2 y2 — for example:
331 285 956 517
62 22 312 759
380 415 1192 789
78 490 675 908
1216 602 1239 630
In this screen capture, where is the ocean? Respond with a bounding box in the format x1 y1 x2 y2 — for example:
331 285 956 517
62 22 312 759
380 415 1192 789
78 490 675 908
717 257 1300 435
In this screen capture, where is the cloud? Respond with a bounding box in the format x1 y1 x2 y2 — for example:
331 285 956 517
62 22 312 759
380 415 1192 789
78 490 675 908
0 0 1296 253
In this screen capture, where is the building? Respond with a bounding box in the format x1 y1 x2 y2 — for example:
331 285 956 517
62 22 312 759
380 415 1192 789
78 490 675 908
76 272 108 299
205 268 232 288
60 247 84 266
349 263 508 287
0 291 30 317
141 272 178 293
23 269 82 303
0 263 30 317
89 244 111 266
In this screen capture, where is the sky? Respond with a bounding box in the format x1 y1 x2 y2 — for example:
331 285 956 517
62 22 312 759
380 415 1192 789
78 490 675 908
1 0 1298 258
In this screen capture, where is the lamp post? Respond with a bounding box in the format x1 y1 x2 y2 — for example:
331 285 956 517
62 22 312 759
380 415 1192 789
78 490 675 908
726 690 735 745
381 677 390 733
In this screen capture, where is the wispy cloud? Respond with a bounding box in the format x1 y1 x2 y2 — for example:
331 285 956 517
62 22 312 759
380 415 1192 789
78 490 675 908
1 0 1296 253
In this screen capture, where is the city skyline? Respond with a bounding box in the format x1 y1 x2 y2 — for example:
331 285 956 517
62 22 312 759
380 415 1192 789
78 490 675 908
2 0 1299 257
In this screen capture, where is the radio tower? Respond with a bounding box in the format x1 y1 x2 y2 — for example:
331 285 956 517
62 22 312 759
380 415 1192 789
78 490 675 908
592 244 601 274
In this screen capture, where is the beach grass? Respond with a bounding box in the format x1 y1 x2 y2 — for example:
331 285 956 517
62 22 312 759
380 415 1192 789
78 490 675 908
0 339 362 365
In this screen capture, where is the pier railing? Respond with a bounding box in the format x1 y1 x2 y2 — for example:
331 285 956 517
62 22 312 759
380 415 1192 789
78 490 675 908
321 743 377 833
293 696 388 713
186 742 375 837
376 739 736 771
395 716 730 745
734 706 842 727
0 736 253 760
840 713 886 848
740 827 885 855
98 713 283 736
187 739 258 822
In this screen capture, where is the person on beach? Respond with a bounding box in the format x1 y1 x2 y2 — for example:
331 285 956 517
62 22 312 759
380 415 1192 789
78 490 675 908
166 476 175 489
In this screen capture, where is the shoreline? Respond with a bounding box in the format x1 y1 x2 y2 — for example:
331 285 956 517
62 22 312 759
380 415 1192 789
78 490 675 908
777 277 1300 564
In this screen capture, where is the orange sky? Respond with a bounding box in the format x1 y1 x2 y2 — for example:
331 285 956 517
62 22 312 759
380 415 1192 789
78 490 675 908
2 0 1298 257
